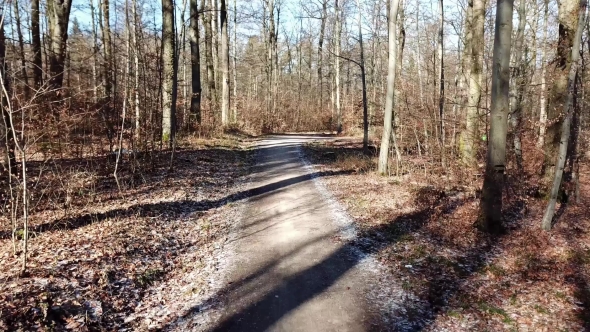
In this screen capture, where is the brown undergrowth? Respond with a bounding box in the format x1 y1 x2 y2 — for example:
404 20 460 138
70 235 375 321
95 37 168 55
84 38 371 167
304 138 590 331
0 134 256 331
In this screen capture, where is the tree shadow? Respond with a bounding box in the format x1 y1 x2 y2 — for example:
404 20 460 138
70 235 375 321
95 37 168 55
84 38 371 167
161 193 471 331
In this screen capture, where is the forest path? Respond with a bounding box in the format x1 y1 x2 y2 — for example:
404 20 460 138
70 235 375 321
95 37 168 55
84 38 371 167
210 134 379 331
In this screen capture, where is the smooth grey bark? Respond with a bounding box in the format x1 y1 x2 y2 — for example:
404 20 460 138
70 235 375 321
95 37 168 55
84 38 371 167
31 0 43 89
162 0 178 145
541 0 586 230
232 0 237 122
190 0 202 124
318 0 328 111
101 0 113 97
90 0 99 100
46 0 73 90
509 0 526 170
377 0 401 175
437 0 445 147
477 0 513 233
220 0 230 125
133 0 141 141
335 0 342 133
356 0 369 153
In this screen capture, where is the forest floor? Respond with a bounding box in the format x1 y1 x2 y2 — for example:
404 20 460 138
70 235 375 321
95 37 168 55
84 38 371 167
3 133 590 331
303 137 590 331
0 134 257 331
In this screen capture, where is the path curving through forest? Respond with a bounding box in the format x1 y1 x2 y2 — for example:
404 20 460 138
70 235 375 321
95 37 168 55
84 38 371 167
209 134 382 331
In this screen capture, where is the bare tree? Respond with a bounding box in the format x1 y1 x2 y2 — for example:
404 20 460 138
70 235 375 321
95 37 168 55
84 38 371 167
221 0 230 124
542 0 586 230
46 0 74 89
31 0 43 89
478 0 513 233
162 0 178 145
377 0 402 175
190 0 202 124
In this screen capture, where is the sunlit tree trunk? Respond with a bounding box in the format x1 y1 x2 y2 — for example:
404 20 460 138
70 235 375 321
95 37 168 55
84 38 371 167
220 0 230 125
377 0 402 175
190 0 202 124
542 0 586 230
162 0 178 145
509 0 526 170
335 0 342 133
478 0 513 233
537 0 549 147
460 0 484 166
542 0 581 185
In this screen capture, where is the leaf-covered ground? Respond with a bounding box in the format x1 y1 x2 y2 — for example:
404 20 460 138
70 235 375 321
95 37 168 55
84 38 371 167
0 136 256 331
303 138 590 331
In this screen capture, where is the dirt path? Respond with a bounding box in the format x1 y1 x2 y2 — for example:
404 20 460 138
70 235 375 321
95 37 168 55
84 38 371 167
209 135 381 331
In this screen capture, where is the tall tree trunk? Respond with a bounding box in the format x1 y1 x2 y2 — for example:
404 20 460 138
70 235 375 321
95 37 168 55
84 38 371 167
478 0 513 233
203 0 217 112
220 0 230 125
0 17 16 178
537 0 549 147
460 0 484 166
133 0 141 142
232 0 238 122
437 0 444 146
377 0 402 175
90 0 99 101
13 0 29 98
542 0 586 230
162 0 178 146
335 0 342 133
190 0 202 124
542 0 581 185
101 0 113 98
356 0 369 152
509 0 526 170
31 0 43 89
318 0 328 111
46 0 73 90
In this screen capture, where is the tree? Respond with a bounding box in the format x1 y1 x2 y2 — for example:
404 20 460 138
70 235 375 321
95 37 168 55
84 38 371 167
162 0 178 145
537 0 549 147
542 0 582 185
460 0 485 166
31 0 43 89
541 0 586 230
477 0 513 233
335 0 342 133
509 0 527 170
377 0 402 175
101 0 113 98
190 0 202 124
221 0 230 124
46 0 74 90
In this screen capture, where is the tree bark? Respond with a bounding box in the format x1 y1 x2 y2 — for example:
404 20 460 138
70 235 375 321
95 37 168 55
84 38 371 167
46 0 74 90
101 0 113 98
13 0 29 98
542 0 586 230
31 0 43 89
220 0 230 125
509 0 526 170
335 0 342 133
162 0 178 146
460 0 484 166
190 0 202 124
543 0 581 184
537 0 549 147
377 0 402 175
477 0 513 233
